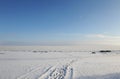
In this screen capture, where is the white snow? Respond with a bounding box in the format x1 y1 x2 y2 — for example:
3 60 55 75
0 49 120 79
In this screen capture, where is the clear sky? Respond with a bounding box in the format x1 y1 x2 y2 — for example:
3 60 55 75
0 0 120 46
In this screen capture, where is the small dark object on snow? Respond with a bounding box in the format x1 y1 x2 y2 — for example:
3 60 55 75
33 51 37 53
92 52 96 54
99 50 111 53
44 51 48 53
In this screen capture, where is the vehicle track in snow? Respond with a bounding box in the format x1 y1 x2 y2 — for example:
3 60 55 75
38 59 77 79
17 59 77 79
17 65 52 79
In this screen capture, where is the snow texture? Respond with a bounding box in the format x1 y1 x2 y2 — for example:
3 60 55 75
0 50 120 79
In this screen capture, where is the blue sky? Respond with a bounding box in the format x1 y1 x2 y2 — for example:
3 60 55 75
0 0 120 46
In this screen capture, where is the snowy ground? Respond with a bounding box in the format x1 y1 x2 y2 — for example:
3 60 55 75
0 50 120 79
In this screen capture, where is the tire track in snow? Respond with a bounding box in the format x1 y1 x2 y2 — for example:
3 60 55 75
17 59 77 79
38 59 77 79
17 66 52 79
64 67 73 79
38 66 57 79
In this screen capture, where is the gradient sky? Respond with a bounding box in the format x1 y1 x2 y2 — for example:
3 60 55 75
0 0 120 46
